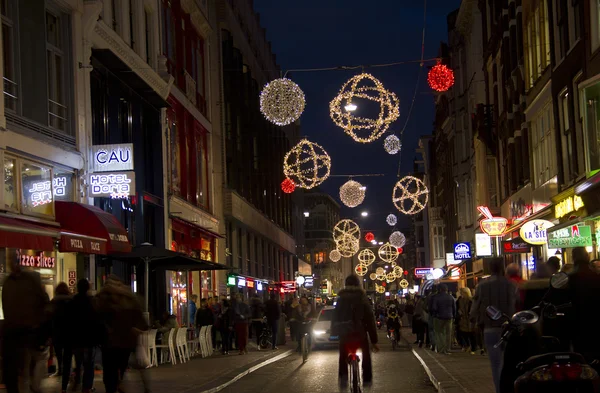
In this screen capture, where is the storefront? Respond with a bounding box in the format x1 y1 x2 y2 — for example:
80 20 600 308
226 273 271 300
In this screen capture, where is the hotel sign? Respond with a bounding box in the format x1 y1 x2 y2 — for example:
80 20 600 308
88 172 136 199
92 144 134 172
554 195 584 219
453 243 472 260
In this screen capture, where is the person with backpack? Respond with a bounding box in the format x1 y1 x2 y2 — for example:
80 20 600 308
331 275 379 387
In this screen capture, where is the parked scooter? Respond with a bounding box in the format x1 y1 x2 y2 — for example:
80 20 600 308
486 272 600 393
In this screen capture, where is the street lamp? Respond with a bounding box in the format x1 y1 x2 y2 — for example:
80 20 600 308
361 211 368 217
344 102 357 112
303 212 310 218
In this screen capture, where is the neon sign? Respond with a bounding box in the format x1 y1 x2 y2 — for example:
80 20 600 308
88 172 136 199
453 243 472 260
91 144 134 172
555 195 584 219
477 206 508 237
29 181 52 207
520 219 554 245
19 252 55 269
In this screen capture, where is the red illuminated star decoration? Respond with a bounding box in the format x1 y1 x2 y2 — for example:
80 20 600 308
281 178 296 194
365 232 375 242
428 62 455 92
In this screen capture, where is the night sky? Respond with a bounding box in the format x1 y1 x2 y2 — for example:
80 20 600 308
253 1 462 239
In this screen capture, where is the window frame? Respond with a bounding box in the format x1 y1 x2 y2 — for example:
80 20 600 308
2 0 19 113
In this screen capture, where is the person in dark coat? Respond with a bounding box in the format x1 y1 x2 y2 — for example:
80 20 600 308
218 299 234 355
50 282 72 380
249 295 264 349
331 275 379 387
96 276 147 393
264 293 281 350
195 298 214 327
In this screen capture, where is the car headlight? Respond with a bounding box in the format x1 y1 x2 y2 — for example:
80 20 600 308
313 329 326 336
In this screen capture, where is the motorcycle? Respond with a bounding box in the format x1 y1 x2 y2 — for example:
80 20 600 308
486 272 600 393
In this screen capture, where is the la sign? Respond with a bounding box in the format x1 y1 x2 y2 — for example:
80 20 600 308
520 219 554 245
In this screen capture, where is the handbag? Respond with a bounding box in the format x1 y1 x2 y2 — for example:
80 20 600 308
131 334 151 369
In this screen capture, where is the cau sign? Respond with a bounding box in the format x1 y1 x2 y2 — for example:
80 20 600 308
91 144 134 172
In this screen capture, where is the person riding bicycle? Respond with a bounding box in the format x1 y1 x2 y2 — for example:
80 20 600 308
332 275 379 387
293 296 313 351
386 304 401 341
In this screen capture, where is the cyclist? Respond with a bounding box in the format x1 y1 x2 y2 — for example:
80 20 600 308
293 296 313 352
332 275 379 387
386 303 401 342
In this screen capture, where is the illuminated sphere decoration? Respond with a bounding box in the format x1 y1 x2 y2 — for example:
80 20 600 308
329 249 341 262
386 272 396 283
386 214 397 226
336 235 360 257
393 266 404 277
260 78 306 126
384 134 401 155
355 263 368 276
392 176 429 215
358 249 376 266
399 279 409 289
427 62 455 93
333 219 360 243
364 232 375 242
329 73 400 143
339 180 366 208
389 231 406 248
376 267 385 275
377 274 386 281
281 178 296 194
369 273 377 281
378 242 399 263
283 139 331 189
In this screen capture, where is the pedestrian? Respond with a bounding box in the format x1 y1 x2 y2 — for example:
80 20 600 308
1 254 51 393
456 287 476 354
96 276 148 393
249 295 264 350
293 296 313 350
288 297 299 341
404 297 415 328
546 256 561 275
265 293 281 350
195 298 214 327
431 284 455 355
412 295 428 347
231 294 250 354
188 294 198 327
425 286 438 351
331 275 379 387
50 282 72 382
505 262 523 285
218 299 234 355
66 279 103 393
210 296 221 350
470 258 518 393
568 247 600 363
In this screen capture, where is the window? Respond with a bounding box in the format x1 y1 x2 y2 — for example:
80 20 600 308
559 90 575 182
525 3 551 88
591 0 600 53
111 0 119 32
144 10 152 65
530 101 556 187
53 169 74 202
195 129 208 207
4 157 16 211
46 10 67 132
21 161 53 217
2 0 17 111
583 82 600 173
168 115 181 194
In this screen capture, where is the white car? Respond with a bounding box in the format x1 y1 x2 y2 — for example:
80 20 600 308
312 306 339 347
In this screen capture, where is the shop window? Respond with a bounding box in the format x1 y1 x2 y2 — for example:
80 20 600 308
21 161 53 217
583 83 600 174
4 157 16 211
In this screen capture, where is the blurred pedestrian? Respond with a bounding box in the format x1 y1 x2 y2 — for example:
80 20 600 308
1 254 51 393
96 276 147 393
195 298 214 327
265 293 281 350
50 282 71 381
210 296 221 350
425 286 438 351
412 295 428 347
188 294 198 327
506 263 523 284
218 299 233 355
456 287 476 354
293 296 313 351
249 295 264 350
288 297 299 342
546 256 561 275
231 294 250 354
432 284 455 355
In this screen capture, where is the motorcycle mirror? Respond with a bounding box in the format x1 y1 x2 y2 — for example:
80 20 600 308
511 310 539 325
550 272 569 289
486 306 503 321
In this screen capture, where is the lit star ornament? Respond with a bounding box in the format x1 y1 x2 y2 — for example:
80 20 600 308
389 231 406 248
283 139 331 189
386 214 397 226
329 73 400 143
260 78 306 126
329 249 341 262
392 176 429 215
427 61 455 92
339 180 366 208
281 178 295 194
384 134 401 155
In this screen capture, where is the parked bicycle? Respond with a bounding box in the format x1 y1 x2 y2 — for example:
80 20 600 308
259 317 273 349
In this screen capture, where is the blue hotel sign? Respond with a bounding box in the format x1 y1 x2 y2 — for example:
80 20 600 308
453 242 472 260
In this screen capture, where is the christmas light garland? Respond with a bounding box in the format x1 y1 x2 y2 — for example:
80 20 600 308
384 134 401 155
260 78 306 126
392 176 429 215
339 180 366 208
329 73 400 143
283 139 331 189
333 219 360 243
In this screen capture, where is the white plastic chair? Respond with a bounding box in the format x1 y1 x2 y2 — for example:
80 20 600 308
176 328 190 363
205 325 213 356
187 328 198 356
155 328 177 365
144 329 158 367
199 326 208 358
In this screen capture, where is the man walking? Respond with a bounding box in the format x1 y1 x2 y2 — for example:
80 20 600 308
265 293 281 350
431 284 455 355
471 258 518 393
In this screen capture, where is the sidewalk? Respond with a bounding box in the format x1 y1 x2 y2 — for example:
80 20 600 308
3 345 294 393
403 328 495 393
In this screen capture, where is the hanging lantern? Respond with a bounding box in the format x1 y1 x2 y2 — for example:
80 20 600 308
358 249 376 266
329 249 341 262
392 176 429 215
399 279 409 289
260 78 306 126
389 231 406 248
386 214 397 226
384 134 401 155
281 178 296 194
376 267 385 275
283 139 331 189
339 180 366 208
427 61 455 92
336 236 360 257
386 272 396 283
393 266 403 277
364 232 375 242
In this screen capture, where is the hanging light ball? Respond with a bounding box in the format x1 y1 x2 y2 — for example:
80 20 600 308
386 214 397 226
281 178 296 194
329 73 400 143
398 247 403 254
355 263 368 276
358 249 376 266
392 176 429 215
378 242 399 263
389 231 406 248
260 78 306 126
283 139 331 189
329 249 341 262
364 232 375 242
333 219 360 244
386 272 396 283
384 134 401 155
369 273 377 281
336 235 360 257
377 274 386 281
339 180 366 208
376 267 385 275
393 266 404 277
427 62 455 92
399 279 409 289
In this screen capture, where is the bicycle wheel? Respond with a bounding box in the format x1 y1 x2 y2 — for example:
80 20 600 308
392 338 397 351
351 359 360 393
302 335 308 362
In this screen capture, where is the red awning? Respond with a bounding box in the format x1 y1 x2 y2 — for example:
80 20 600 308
0 216 60 251
55 202 132 253
59 232 108 254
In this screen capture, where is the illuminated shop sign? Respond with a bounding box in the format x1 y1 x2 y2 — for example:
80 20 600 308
554 195 584 219
520 219 554 245
547 224 592 248
227 275 236 286
477 206 508 237
91 144 134 172
475 233 493 256
453 243 472 260
414 268 434 278
502 238 532 254
88 171 136 199
19 252 55 268
28 176 69 207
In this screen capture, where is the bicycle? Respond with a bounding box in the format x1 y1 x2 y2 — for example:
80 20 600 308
388 328 397 351
259 319 273 349
347 351 361 393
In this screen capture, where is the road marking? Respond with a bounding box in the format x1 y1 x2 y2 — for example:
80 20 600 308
411 348 441 392
199 350 294 393
411 348 471 393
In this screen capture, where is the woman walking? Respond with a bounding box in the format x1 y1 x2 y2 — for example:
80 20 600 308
412 295 428 347
457 287 476 354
